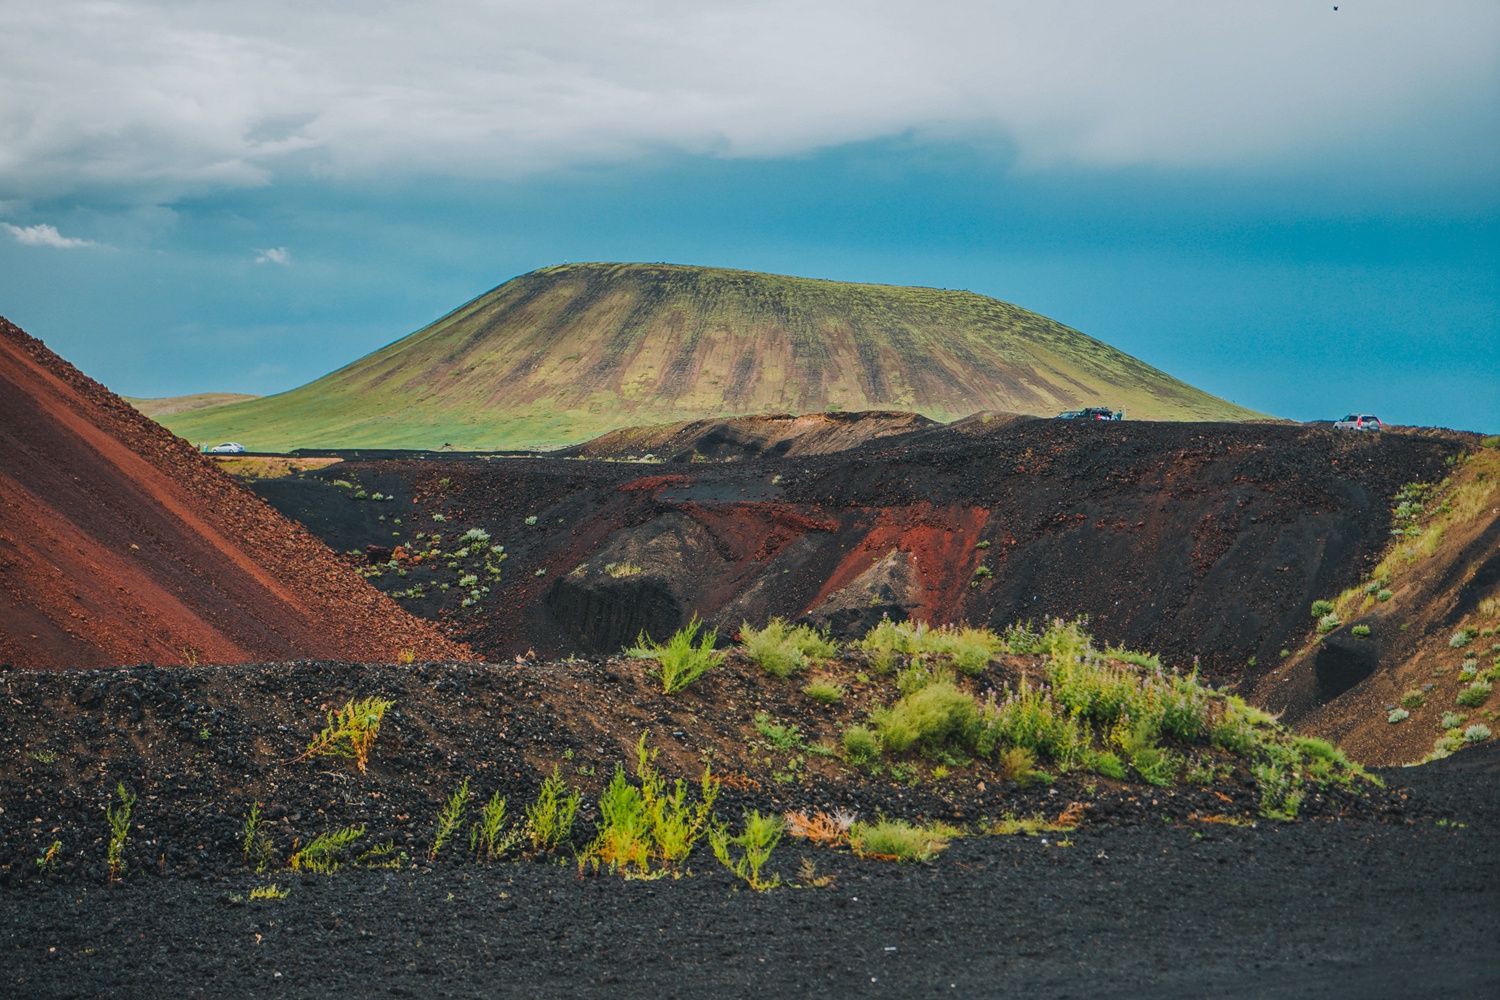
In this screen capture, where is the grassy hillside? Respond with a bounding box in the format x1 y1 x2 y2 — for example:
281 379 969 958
163 263 1263 451
127 393 260 419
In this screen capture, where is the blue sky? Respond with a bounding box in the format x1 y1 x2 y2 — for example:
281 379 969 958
1 1 1497 430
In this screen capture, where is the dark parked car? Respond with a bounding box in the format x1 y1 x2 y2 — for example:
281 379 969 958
1058 407 1122 421
1334 414 1382 432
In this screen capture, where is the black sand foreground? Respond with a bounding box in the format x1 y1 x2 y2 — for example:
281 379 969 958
5 743 1496 1000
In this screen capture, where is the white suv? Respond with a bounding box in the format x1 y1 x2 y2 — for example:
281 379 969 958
1334 414 1382 432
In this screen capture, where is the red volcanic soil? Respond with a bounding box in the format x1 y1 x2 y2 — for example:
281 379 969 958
0 318 467 670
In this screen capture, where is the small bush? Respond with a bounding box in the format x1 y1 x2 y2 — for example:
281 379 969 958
869 681 982 756
850 819 954 861
998 746 1046 787
1464 723 1492 743
740 617 837 677
802 678 845 704
1399 690 1425 709
1310 600 1335 618
1351 625 1371 638
630 615 722 694
1456 681 1493 708
710 811 783 890
842 725 882 765
1388 708 1410 723
1441 711 1468 730
248 884 289 900
1376 589 1393 602
1317 613 1342 634
1086 749 1127 780
585 736 719 877
1450 629 1473 649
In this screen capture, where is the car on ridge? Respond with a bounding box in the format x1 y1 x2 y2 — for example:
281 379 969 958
1333 414 1382 432
207 442 247 454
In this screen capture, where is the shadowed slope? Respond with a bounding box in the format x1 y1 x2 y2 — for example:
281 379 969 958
162 263 1262 451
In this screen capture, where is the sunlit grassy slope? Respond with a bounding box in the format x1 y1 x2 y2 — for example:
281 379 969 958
163 263 1263 451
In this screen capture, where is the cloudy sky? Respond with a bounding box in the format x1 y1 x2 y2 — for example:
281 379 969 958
1 1 1496 428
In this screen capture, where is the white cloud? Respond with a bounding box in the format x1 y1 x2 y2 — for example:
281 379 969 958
0 1 1494 201
255 247 290 265
2 222 96 248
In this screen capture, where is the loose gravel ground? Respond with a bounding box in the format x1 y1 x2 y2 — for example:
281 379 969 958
4 717 1496 999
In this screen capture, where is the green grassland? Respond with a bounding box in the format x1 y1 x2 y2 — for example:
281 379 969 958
162 263 1263 452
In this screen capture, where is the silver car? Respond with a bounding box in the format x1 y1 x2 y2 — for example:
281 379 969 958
207 442 247 454
1334 414 1381 432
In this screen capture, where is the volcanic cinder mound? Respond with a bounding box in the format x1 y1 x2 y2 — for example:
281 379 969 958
249 417 1458 689
0 318 468 670
159 262 1262 451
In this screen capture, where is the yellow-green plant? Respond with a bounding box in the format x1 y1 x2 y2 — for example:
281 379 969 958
294 696 396 773
585 734 720 877
710 811 784 890
289 825 364 873
105 783 136 880
242 802 277 872
470 791 518 860
740 617 839 677
802 677 846 704
430 778 471 858
629 615 723 694
849 819 955 861
249 884 290 900
525 768 581 852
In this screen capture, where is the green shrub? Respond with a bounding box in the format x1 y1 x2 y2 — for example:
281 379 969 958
997 746 1047 787
1317 613 1342 634
842 725 882 765
1388 708 1410 723
1086 749 1127 780
585 735 718 876
1104 646 1163 671
1441 711 1468 729
1376 589 1393 602
1465 723 1492 743
1450 629 1474 649
1456 681 1492 708
470 791 516 860
710 810 783 890
1351 625 1371 638
1399 690 1425 709
925 625 1003 674
869 681 981 756
740 617 838 677
850 819 954 861
753 712 804 752
630 614 722 694
802 678 845 704
988 681 1083 763
1115 719 1178 786
1310 600 1335 618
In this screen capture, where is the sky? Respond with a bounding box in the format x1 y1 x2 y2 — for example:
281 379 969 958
1 1 1496 430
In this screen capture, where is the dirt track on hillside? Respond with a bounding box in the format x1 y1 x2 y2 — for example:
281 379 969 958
0 317 467 670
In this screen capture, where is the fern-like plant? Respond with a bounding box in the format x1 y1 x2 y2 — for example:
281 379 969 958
293 696 396 773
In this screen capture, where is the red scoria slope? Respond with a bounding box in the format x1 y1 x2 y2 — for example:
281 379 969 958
0 318 469 670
